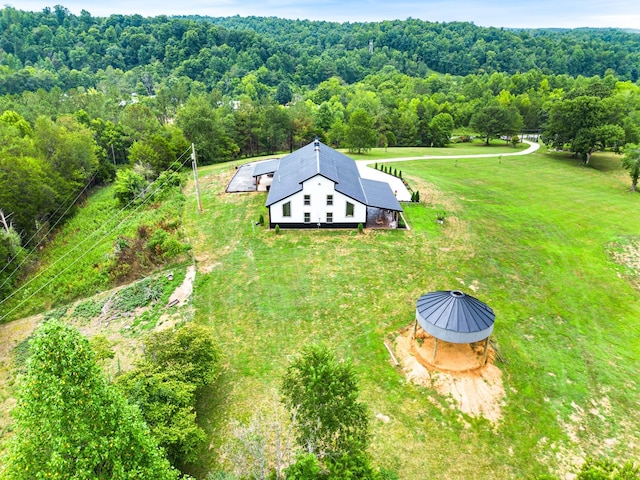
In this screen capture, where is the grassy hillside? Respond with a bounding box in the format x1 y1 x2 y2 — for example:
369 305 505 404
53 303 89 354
182 145 640 478
0 181 190 323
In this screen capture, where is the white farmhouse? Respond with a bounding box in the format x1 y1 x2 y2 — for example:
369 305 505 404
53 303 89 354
263 139 402 229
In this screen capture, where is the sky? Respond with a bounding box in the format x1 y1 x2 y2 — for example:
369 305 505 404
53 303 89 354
11 0 640 29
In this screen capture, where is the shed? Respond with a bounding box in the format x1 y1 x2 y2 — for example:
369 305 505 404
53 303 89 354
415 290 495 363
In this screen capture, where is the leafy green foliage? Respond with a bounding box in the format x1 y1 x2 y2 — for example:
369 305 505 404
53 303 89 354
113 168 148 207
429 112 455 147
0 224 25 298
281 344 369 460
2 320 179 479
72 298 105 320
116 323 221 468
346 109 377 154
176 95 240 164
543 95 625 164
108 221 188 284
470 101 523 145
576 457 640 479
112 277 165 312
621 144 640 191
283 453 322 479
142 322 221 388
2 8 640 98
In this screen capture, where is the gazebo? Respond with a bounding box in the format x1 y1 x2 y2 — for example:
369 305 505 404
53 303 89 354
414 290 495 364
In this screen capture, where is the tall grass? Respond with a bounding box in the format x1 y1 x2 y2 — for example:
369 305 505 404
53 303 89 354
0 181 190 322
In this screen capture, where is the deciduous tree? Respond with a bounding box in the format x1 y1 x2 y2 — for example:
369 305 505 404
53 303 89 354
622 143 640 191
116 323 221 469
543 95 624 164
2 320 178 480
345 108 377 153
470 101 523 145
281 344 369 459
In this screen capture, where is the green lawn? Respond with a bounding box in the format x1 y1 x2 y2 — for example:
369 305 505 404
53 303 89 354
183 146 640 478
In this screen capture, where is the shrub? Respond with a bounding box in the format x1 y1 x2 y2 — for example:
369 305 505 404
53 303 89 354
73 299 104 320
358 223 364 234
113 168 148 207
275 224 280 234
112 277 165 312
116 323 221 469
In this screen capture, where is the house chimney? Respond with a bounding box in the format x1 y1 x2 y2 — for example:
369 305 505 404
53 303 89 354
314 136 320 152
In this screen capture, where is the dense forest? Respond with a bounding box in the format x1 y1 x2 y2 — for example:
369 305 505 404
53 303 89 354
1 5 640 300
2 6 640 95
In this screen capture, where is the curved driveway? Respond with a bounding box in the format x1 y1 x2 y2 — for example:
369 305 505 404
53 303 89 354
356 140 540 201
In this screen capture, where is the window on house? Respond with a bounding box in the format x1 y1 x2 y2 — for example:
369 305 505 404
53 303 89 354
346 201 354 217
304 212 311 223
327 212 333 223
283 202 291 217
304 195 311 206
327 195 333 205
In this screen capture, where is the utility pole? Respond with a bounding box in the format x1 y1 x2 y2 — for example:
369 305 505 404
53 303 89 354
191 143 203 213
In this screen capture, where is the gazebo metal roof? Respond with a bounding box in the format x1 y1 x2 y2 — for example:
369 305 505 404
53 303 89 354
415 290 495 344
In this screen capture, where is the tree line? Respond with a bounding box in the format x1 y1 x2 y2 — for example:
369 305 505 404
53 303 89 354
1 6 640 97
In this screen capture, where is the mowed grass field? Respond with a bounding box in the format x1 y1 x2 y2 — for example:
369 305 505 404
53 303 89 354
183 144 640 479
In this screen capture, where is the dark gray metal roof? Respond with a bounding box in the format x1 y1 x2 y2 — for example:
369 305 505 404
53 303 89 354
361 178 403 211
265 140 368 207
252 159 280 177
416 290 495 343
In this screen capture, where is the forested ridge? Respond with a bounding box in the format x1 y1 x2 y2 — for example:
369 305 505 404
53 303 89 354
1 5 640 95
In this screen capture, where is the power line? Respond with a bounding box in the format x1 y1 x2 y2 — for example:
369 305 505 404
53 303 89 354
0 170 99 292
0 146 194 321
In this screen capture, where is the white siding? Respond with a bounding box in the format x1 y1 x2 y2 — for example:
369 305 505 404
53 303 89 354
269 174 366 226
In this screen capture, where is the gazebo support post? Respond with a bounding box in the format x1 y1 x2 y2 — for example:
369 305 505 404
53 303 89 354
433 337 438 363
482 337 489 365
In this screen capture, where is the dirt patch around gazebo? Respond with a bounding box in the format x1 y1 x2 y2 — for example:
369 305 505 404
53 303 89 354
394 326 506 424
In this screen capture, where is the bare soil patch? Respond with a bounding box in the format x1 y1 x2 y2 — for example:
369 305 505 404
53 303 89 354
609 237 640 289
394 326 505 424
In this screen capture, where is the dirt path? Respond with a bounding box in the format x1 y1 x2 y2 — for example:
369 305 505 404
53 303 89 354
0 265 198 439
